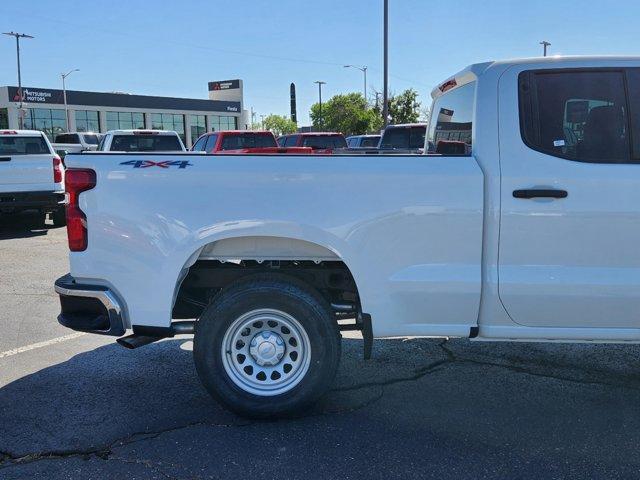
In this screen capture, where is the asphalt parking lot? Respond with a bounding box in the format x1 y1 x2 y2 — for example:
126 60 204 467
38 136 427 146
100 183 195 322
1 214 640 479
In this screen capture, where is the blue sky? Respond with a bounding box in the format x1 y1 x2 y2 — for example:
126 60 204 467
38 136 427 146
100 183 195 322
2 0 639 124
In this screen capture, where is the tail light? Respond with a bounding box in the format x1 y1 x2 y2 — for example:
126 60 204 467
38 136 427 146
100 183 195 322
65 169 96 252
53 156 63 183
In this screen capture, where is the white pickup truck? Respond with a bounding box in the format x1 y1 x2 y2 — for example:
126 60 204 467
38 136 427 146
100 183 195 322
55 57 640 418
0 129 66 225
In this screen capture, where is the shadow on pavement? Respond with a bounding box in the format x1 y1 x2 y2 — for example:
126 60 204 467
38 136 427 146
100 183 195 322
1 337 640 479
0 212 60 240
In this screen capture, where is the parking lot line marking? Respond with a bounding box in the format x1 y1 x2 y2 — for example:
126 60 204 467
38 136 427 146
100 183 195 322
0 332 87 359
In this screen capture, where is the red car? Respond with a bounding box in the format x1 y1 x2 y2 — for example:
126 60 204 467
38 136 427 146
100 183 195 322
192 131 312 154
277 132 347 153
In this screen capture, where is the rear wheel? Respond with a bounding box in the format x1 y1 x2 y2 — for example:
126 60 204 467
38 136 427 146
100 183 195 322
193 274 341 418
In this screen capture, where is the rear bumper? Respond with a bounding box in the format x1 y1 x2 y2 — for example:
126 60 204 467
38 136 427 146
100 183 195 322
54 274 126 336
0 190 65 211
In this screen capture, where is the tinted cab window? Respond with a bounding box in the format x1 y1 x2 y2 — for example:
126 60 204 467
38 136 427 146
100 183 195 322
301 135 346 149
0 136 50 155
110 135 182 151
219 133 277 150
519 70 630 163
361 136 380 148
55 134 80 144
381 126 426 150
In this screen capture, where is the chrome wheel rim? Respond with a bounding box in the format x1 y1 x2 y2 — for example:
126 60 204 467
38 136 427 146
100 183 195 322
221 309 311 396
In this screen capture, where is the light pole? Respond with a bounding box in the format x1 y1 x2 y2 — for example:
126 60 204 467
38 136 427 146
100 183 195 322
3 31 34 129
61 69 79 132
382 0 389 127
540 40 551 57
314 81 326 130
344 65 368 101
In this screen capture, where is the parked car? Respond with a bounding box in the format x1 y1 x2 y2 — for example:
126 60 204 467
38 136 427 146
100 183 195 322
346 134 381 149
52 132 102 158
278 132 347 153
97 130 186 152
54 56 640 419
378 123 427 153
0 129 65 225
192 131 311 154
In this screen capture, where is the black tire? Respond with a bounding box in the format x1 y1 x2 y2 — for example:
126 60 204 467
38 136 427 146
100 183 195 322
51 208 66 227
193 273 341 418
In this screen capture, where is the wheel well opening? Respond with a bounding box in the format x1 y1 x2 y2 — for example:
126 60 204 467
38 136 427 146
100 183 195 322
173 259 360 320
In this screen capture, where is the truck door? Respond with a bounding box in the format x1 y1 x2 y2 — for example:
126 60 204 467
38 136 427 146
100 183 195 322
498 66 640 329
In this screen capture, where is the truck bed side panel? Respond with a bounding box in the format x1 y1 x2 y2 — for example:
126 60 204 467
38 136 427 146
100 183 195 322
66 153 484 337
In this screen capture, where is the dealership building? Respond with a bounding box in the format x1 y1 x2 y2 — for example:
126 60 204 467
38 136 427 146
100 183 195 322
0 79 247 147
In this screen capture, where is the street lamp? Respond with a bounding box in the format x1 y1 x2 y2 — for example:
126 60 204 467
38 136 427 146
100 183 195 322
3 31 34 129
540 40 551 57
314 81 326 130
344 65 368 100
382 0 389 127
61 69 79 132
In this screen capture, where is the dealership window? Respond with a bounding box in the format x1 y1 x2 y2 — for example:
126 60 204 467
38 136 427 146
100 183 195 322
0 108 8 129
519 70 631 163
106 111 145 131
23 108 66 140
190 115 206 144
209 115 237 132
75 110 100 132
426 82 475 155
151 113 185 143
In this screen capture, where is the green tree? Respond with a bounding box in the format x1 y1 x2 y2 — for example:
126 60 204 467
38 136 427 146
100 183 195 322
309 93 381 135
388 88 421 124
262 114 297 136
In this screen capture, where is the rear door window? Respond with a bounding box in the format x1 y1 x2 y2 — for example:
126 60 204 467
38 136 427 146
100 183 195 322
427 81 474 154
519 70 630 163
0 136 51 155
204 134 218 152
192 135 208 151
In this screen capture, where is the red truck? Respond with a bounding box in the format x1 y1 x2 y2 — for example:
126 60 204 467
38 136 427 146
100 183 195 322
191 131 312 154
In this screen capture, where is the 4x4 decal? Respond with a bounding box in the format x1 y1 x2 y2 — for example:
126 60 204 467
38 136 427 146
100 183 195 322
120 160 193 169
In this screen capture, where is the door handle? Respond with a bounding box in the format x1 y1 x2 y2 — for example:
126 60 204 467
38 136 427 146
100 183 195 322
513 189 568 199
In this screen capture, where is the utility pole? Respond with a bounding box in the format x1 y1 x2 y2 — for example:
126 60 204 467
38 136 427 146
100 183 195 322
382 0 389 127
540 40 551 57
372 89 381 110
314 81 326 130
260 114 266 130
251 107 256 128
61 69 79 132
3 31 34 129
344 65 368 101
